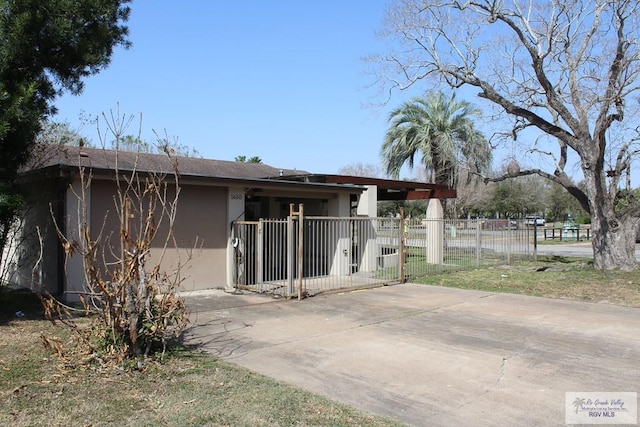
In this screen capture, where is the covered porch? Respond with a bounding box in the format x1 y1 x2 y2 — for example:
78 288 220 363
227 175 457 298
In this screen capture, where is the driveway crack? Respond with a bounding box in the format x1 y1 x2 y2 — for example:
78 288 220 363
497 357 507 384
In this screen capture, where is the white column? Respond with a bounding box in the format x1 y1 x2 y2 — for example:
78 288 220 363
356 186 379 272
356 185 377 217
329 219 351 276
326 194 351 275
425 199 444 265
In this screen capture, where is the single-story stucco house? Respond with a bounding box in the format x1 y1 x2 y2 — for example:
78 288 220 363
10 145 455 301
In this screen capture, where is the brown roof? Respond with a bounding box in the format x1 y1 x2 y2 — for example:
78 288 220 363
26 145 306 180
23 146 455 200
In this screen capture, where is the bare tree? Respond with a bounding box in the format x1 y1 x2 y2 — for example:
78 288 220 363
35 120 89 147
375 0 640 270
337 162 384 178
449 168 491 218
113 132 200 158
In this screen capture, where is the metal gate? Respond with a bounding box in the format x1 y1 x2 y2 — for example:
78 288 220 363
230 216 403 298
229 215 535 298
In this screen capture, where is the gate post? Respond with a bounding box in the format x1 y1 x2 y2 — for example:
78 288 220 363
287 214 294 296
475 220 481 267
288 203 304 300
399 208 406 283
297 205 304 300
257 220 264 291
226 225 236 292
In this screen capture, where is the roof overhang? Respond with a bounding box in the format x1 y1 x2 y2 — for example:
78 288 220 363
274 174 457 200
19 155 456 201
20 164 366 197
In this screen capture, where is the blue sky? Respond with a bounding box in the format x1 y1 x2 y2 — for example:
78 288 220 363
52 1 638 189
54 0 427 174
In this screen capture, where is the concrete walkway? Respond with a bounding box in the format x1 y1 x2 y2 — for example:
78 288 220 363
184 285 640 426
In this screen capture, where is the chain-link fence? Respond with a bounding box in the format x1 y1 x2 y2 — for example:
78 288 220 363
402 218 535 279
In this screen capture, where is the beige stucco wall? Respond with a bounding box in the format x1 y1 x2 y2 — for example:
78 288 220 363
162 183 227 292
59 175 364 300
64 176 90 299
87 179 228 294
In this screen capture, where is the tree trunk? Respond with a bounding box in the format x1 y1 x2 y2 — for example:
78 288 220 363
577 150 638 271
589 196 638 271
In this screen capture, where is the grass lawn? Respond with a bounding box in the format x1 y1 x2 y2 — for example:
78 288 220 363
0 290 402 427
413 255 640 308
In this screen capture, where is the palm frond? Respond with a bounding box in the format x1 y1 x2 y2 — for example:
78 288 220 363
381 90 491 185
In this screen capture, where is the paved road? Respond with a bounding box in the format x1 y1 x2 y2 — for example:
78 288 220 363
536 241 640 259
184 285 640 426
536 241 595 258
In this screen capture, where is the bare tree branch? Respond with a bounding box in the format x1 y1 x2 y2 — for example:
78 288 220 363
374 0 640 269
484 167 590 213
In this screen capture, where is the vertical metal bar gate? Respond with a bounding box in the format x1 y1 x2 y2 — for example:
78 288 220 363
230 217 534 298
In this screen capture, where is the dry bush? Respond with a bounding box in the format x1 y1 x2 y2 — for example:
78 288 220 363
39 110 190 365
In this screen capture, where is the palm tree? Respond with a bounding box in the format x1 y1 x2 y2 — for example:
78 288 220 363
381 91 492 188
235 155 263 164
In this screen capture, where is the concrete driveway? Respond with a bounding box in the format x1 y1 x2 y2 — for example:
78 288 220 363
184 285 640 426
